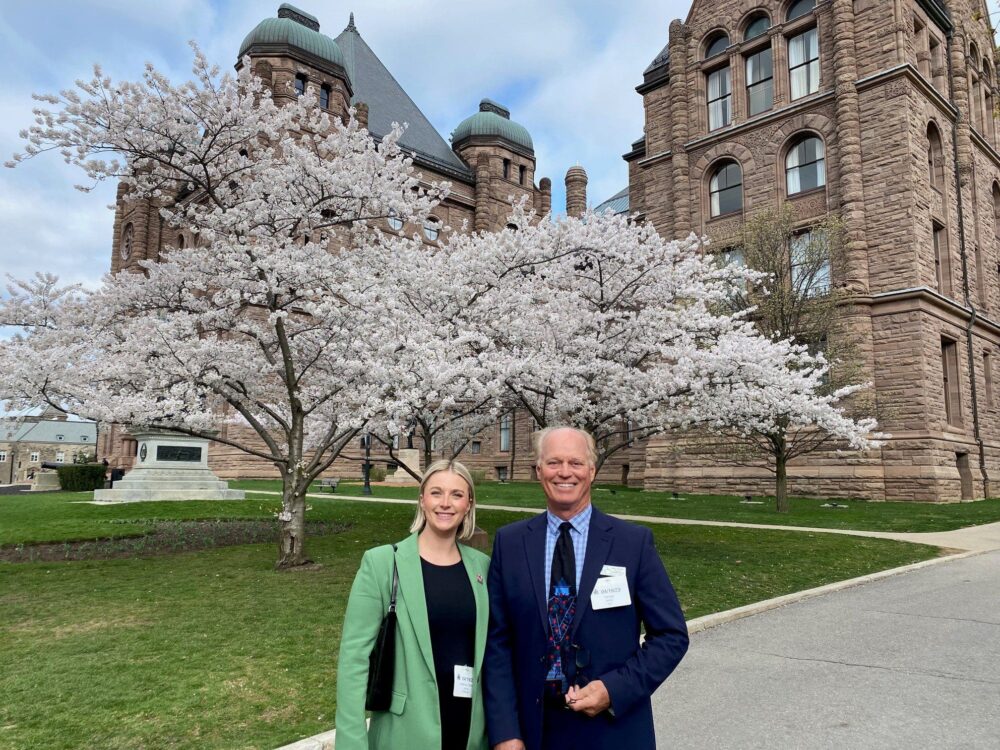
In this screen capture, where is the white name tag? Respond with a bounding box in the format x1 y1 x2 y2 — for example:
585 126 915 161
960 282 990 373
590 574 631 610
600 564 626 578
453 665 474 698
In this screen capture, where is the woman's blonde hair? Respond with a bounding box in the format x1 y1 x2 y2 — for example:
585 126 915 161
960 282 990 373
410 459 477 541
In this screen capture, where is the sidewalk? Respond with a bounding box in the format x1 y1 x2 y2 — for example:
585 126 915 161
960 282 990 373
653 549 1000 749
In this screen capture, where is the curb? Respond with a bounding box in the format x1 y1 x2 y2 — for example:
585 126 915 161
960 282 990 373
684 548 984 635
274 729 337 750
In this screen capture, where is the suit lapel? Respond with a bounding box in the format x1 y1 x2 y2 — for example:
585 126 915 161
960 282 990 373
522 512 549 636
394 534 437 679
570 506 614 641
461 545 488 679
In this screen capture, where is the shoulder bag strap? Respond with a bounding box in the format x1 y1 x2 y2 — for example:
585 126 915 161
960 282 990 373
388 544 399 613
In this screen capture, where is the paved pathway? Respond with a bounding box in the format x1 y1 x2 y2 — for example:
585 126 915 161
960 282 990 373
652 550 1000 749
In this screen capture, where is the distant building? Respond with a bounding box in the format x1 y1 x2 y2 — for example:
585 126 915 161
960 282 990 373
1 407 97 484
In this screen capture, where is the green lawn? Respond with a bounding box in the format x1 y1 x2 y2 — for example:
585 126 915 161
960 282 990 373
231 478 1000 533
1 493 941 749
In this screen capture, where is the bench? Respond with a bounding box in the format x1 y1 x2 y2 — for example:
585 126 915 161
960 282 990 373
317 478 340 493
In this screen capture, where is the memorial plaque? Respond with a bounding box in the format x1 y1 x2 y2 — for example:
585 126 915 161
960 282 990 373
156 445 203 462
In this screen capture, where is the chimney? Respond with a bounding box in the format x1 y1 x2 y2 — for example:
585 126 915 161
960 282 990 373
565 166 587 218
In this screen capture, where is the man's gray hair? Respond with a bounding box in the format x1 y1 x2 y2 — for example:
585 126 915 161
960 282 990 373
533 426 598 467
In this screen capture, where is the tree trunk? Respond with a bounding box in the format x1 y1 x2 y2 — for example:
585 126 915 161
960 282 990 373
775 453 789 513
276 482 311 569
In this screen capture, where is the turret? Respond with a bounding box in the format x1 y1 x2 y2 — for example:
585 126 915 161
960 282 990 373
565 166 588 218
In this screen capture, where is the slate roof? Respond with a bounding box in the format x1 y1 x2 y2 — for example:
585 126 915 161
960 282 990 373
594 187 629 216
0 419 97 446
334 16 473 181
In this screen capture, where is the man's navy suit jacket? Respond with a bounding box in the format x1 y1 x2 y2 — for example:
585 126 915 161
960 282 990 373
484 506 689 750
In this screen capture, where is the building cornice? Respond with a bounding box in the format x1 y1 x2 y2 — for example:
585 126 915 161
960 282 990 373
869 287 1000 339
855 64 957 119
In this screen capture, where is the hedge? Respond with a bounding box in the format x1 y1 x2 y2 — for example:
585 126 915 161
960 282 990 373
56 464 107 492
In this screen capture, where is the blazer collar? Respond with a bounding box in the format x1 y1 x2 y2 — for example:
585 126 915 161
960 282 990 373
459 543 489 679
523 512 549 636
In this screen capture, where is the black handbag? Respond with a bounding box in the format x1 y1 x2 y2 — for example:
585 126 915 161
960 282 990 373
365 545 399 711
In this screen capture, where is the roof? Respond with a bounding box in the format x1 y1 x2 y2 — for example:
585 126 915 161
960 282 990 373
1 419 97 446
334 16 473 179
239 5 345 69
451 99 534 152
595 187 629 216
643 42 670 77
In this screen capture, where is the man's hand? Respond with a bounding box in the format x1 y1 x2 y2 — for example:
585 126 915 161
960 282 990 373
565 680 611 717
493 741 526 750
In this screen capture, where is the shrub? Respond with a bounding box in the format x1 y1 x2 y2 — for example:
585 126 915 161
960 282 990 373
469 469 488 483
369 467 386 482
56 463 107 492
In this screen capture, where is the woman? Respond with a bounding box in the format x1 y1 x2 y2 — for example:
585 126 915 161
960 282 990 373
335 460 490 750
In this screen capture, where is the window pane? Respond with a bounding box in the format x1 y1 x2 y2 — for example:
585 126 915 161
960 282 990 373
787 0 816 22
706 35 730 58
745 17 770 41
718 185 742 214
748 79 773 115
746 48 772 84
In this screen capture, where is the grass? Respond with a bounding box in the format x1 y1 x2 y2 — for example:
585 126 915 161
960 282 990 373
231 478 1000 533
0 496 939 750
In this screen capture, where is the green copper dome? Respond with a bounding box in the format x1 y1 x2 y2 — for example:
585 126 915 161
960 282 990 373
452 99 534 152
238 5 344 70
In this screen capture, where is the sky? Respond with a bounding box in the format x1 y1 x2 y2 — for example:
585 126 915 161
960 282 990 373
0 0 693 291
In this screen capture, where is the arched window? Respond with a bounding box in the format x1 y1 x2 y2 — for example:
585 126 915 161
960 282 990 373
387 210 403 232
423 216 440 241
294 74 307 96
744 14 770 41
177 234 185 250
992 183 1000 239
970 43 981 70
320 84 331 109
120 223 134 261
709 161 743 217
786 0 816 22
927 123 944 189
785 136 825 195
705 33 730 59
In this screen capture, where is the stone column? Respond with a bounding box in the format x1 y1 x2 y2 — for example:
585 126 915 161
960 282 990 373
538 177 552 216
729 50 746 125
565 166 588 217
474 154 492 232
831 0 870 294
669 20 691 235
770 28 789 110
355 101 369 130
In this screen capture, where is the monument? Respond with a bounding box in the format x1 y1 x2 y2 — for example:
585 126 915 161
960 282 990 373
93 429 245 503
384 448 421 485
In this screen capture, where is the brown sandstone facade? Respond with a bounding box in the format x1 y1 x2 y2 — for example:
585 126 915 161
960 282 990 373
626 0 1000 501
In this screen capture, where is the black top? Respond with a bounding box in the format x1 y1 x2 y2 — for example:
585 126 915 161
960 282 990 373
421 557 476 750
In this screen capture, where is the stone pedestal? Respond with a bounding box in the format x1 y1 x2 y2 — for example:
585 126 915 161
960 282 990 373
30 471 61 491
385 448 421 485
93 430 245 503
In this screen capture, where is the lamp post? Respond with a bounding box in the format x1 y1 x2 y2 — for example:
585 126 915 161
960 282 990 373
362 432 372 496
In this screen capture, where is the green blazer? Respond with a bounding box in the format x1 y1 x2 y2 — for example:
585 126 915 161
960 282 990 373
335 533 491 750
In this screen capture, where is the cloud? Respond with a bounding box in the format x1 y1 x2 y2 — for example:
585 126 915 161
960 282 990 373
0 0 692 289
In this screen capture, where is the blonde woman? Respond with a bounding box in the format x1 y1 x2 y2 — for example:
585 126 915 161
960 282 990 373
336 460 490 750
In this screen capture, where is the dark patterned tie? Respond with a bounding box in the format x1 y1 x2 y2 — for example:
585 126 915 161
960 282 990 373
546 522 576 683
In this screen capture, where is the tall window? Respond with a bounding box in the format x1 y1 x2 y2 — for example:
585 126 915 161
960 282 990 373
941 338 962 426
785 136 825 194
56 451 65 463
933 220 951 295
786 0 816 21
499 413 512 452
927 124 944 189
423 217 440 241
985 352 994 408
519 165 526 185
746 47 773 116
320 84 331 109
707 66 732 131
709 161 743 217
294 74 307 96
789 28 819 99
791 230 830 297
503 159 510 180
992 183 1000 239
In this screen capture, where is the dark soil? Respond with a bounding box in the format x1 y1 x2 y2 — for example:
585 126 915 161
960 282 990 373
0 519 352 563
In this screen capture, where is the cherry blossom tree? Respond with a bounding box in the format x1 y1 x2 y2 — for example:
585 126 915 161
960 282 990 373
1 49 455 568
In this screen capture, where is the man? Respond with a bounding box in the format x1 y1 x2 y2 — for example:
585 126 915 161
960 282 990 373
484 426 688 750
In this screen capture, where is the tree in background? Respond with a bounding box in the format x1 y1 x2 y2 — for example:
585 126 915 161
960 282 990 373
711 206 884 511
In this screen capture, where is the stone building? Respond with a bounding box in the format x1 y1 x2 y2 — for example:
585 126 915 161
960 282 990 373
614 0 1000 501
1 407 97 484
100 4 636 483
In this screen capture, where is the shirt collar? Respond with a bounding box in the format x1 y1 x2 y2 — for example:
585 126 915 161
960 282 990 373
546 503 592 535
